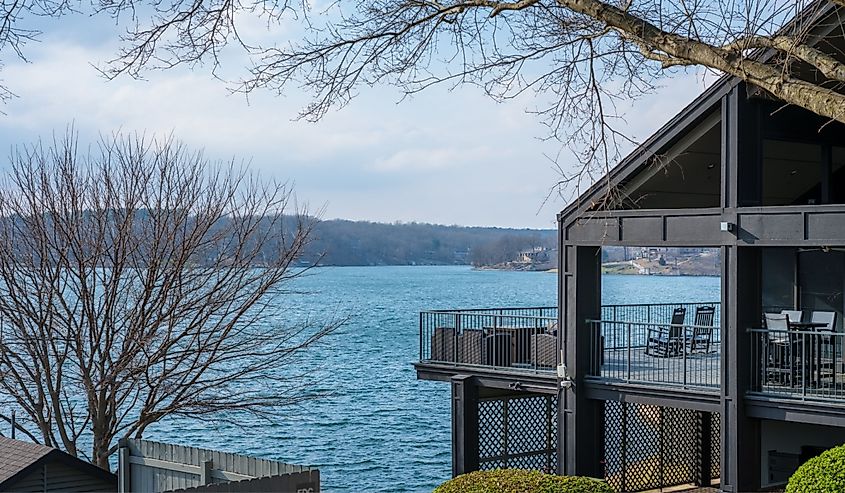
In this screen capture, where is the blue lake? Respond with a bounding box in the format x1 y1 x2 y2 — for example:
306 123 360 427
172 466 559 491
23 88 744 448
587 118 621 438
143 266 720 492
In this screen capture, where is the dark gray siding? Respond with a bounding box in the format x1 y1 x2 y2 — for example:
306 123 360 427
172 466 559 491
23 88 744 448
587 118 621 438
4 461 115 493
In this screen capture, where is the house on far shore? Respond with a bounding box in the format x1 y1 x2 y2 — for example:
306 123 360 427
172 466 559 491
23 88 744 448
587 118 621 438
0 436 117 492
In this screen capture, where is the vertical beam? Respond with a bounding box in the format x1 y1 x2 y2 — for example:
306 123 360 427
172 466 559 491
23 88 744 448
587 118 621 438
559 242 603 478
721 82 762 492
557 220 566 476
720 246 762 491
451 374 479 476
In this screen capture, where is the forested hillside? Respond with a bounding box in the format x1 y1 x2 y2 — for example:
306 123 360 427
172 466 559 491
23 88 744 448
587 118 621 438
299 219 555 266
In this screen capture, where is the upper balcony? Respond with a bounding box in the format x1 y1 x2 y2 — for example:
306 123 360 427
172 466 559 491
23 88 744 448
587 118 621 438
417 301 845 408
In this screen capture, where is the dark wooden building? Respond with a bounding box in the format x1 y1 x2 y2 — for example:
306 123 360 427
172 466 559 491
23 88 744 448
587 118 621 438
416 3 845 492
0 437 116 492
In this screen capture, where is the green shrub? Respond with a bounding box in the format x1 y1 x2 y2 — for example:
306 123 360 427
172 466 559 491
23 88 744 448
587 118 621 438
787 444 845 493
433 469 614 493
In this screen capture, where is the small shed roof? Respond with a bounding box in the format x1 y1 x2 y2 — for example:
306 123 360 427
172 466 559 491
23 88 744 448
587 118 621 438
0 436 116 491
0 437 52 485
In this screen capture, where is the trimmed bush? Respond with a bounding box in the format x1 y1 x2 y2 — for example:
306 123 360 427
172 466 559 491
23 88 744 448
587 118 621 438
434 469 613 493
787 444 845 493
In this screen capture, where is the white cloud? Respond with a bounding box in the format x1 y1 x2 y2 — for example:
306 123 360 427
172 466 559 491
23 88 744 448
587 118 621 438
371 146 496 172
0 27 711 229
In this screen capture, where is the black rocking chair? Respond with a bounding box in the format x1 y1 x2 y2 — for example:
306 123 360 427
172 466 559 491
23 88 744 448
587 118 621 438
689 306 716 354
646 307 687 357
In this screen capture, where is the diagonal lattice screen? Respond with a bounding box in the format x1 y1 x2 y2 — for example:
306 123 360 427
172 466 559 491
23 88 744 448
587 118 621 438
604 401 720 492
478 394 558 473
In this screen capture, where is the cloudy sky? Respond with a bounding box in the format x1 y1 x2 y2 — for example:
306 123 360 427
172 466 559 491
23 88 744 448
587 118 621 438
0 13 715 228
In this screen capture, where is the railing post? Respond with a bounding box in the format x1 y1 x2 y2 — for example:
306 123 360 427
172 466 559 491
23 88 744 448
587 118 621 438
454 313 460 364
420 312 424 361
493 314 499 366
626 323 632 382
802 332 807 399
683 326 688 388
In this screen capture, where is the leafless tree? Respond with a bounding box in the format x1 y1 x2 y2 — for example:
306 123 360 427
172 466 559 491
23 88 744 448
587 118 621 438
3 2 845 193
0 132 337 469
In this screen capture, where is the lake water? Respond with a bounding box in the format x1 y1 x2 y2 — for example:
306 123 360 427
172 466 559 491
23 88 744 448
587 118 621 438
144 266 720 492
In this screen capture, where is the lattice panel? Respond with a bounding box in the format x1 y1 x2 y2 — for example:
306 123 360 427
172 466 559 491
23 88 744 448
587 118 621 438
478 394 557 473
663 407 699 486
478 399 505 470
604 401 719 492
711 412 721 480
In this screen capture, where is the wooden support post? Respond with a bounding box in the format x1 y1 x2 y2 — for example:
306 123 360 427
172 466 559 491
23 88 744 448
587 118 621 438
559 242 604 479
451 374 479 476
720 85 762 491
720 245 761 492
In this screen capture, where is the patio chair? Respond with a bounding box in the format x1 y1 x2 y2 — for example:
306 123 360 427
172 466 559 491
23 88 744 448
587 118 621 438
646 307 687 357
431 327 456 362
811 311 837 331
689 306 716 354
781 310 804 324
764 313 799 386
483 333 512 367
530 333 558 368
811 311 837 385
458 328 484 365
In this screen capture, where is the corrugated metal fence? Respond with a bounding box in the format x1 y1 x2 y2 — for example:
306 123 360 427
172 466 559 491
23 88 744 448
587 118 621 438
117 439 319 493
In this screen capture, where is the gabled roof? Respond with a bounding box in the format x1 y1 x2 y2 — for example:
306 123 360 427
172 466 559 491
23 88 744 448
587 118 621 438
558 1 840 225
0 437 52 485
557 75 733 224
0 436 116 490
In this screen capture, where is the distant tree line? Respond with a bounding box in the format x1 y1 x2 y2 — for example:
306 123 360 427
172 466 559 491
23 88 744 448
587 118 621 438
290 220 555 266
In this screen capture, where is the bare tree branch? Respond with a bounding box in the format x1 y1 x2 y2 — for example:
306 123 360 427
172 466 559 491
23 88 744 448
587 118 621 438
0 131 340 468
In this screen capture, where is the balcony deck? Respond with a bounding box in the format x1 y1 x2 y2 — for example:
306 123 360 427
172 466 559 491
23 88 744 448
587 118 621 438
417 302 845 404
597 346 721 389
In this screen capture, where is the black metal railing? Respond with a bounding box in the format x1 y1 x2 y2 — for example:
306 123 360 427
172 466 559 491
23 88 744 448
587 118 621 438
600 302 721 332
749 328 844 401
419 303 722 378
587 320 721 390
420 307 558 372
